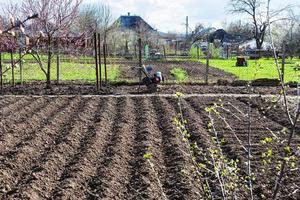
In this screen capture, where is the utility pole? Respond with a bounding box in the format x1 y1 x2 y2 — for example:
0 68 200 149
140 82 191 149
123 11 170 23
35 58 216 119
185 16 189 40
185 16 189 50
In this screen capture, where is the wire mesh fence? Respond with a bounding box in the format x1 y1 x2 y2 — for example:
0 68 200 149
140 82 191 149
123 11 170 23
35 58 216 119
0 29 219 95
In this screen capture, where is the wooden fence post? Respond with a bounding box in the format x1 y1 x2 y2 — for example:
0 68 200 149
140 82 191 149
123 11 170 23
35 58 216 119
94 33 99 91
57 53 60 84
205 42 210 85
138 38 142 90
97 33 102 89
11 50 15 87
163 45 167 60
19 49 23 85
103 38 107 85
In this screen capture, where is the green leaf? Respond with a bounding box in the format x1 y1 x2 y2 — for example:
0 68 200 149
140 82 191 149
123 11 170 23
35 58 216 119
143 153 153 159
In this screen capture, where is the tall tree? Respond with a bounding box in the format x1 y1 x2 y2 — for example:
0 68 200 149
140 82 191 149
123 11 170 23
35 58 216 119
75 3 112 41
230 0 289 49
21 0 82 88
225 20 253 40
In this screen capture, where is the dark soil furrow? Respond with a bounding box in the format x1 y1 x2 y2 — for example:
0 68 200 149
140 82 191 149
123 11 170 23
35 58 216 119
0 95 298 200
124 97 154 200
0 97 83 198
186 97 299 199
0 97 18 109
140 97 171 200
87 97 136 199
13 98 99 199
84 97 138 199
0 98 68 156
0 97 48 125
238 97 300 139
50 98 116 199
0 97 36 120
0 97 21 111
125 97 173 200
186 97 252 157
167 97 224 197
151 96 200 199
0 98 45 141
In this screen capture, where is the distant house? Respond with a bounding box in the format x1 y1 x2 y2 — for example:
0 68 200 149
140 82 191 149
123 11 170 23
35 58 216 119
114 13 155 32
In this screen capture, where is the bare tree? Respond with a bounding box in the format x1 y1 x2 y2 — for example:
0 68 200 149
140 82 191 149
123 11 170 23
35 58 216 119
75 3 113 42
1 1 23 22
190 23 216 43
230 0 289 49
285 10 300 59
21 0 82 88
225 20 253 40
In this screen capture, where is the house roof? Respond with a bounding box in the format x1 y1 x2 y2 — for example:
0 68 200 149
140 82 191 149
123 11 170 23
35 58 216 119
115 14 154 31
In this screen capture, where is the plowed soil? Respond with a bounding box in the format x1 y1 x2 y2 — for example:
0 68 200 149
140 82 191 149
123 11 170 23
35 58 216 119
0 81 298 96
118 60 235 82
0 95 299 199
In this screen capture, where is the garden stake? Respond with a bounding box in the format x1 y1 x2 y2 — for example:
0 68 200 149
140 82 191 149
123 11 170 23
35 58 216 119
94 32 99 91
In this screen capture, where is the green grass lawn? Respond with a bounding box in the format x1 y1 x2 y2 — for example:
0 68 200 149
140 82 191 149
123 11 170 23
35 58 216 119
200 58 300 82
2 62 120 83
1 52 126 64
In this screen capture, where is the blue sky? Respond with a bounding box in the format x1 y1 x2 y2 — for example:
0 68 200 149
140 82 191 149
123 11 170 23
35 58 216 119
88 0 299 33
1 0 299 33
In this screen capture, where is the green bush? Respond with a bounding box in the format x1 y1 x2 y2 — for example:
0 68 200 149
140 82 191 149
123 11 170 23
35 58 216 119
189 46 204 59
211 45 221 59
170 67 188 81
189 44 220 59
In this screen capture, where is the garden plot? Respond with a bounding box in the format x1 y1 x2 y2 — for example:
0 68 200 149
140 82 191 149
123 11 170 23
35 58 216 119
0 95 298 199
119 60 235 83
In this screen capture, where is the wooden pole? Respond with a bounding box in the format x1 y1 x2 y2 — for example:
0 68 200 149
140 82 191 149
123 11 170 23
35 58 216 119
227 45 229 59
57 38 60 84
106 43 109 57
0 52 3 92
163 45 167 60
205 42 210 85
138 38 142 90
94 33 99 91
97 33 102 89
19 49 23 85
11 50 15 86
281 42 286 83
197 46 200 60
103 39 107 85
57 54 60 84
